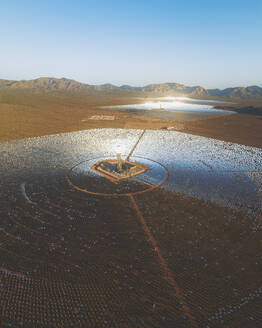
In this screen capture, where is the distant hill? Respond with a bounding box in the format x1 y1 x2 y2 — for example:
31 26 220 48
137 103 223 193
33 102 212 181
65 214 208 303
208 86 262 99
0 77 262 100
0 77 90 91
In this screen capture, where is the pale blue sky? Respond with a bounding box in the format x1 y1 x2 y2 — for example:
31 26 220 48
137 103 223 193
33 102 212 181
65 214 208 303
0 0 261 88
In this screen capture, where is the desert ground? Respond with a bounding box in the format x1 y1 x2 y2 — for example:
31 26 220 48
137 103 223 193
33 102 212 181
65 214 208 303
0 89 261 148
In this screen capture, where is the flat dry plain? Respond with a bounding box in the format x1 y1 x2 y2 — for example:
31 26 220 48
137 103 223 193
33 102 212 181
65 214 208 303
0 89 262 148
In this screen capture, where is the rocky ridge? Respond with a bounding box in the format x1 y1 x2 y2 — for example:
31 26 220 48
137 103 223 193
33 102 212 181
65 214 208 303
0 77 262 99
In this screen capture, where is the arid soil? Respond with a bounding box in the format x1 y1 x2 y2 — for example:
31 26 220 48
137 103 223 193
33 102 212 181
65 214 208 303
0 89 261 148
180 113 262 148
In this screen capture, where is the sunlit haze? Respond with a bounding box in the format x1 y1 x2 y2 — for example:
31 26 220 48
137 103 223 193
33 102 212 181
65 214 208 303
0 0 261 88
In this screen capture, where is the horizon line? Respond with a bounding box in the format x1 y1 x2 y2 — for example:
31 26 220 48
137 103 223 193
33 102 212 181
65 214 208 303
0 76 261 91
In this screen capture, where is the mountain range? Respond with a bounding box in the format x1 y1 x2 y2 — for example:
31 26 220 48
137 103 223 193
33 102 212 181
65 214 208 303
0 77 262 100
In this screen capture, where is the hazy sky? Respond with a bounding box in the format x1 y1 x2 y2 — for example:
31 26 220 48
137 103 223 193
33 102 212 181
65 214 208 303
0 0 261 88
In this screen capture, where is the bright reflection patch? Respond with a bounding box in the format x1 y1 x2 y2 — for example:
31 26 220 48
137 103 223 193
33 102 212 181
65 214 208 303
103 98 235 114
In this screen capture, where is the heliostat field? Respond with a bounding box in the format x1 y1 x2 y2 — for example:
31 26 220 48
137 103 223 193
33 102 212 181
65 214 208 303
0 129 262 328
